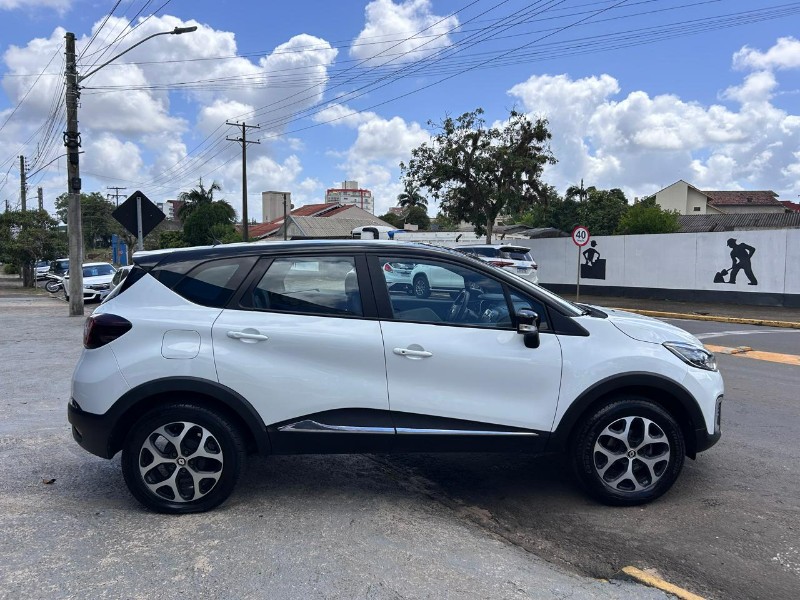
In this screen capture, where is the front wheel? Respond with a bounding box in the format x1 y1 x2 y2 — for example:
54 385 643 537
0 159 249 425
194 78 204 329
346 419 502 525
45 280 61 293
121 403 246 514
413 275 430 298
571 398 685 506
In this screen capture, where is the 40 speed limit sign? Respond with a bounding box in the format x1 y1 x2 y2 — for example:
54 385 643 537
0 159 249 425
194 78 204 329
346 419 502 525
572 225 590 247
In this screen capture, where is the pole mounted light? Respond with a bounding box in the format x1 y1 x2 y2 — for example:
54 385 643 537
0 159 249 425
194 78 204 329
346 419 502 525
64 25 196 316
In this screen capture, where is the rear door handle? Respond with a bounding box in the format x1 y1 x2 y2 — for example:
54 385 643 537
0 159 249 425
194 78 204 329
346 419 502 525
227 330 269 342
393 347 433 358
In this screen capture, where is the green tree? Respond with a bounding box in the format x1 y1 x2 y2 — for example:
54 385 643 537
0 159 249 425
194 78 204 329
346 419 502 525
431 211 458 231
396 185 428 211
378 212 403 228
182 201 238 246
403 205 431 230
579 187 629 236
55 192 120 249
617 196 680 235
401 108 556 243
177 179 223 223
0 209 67 287
159 230 187 249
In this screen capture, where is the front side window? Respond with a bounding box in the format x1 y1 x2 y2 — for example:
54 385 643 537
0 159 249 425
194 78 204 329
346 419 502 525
379 256 510 328
248 256 362 317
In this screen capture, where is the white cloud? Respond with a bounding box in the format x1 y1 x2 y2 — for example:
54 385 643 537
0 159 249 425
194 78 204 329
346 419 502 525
83 133 144 181
350 0 459 66
0 0 69 13
507 68 800 200
733 37 800 71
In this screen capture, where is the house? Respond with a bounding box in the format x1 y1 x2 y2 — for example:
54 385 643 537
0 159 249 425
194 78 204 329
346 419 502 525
780 200 800 212
248 202 393 240
677 212 800 233
654 180 787 215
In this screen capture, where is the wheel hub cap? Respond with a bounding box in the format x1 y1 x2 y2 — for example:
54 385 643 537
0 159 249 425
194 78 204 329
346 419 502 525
592 416 671 493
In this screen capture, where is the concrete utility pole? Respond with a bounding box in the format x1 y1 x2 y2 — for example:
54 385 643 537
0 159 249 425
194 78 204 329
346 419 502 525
37 187 43 211
63 25 197 317
226 121 260 242
19 155 27 210
106 186 127 207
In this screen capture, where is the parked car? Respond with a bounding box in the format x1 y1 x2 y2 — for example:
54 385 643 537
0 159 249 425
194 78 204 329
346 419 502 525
49 258 69 277
35 260 51 280
456 244 539 284
410 261 465 298
64 262 116 302
382 261 416 294
69 241 722 514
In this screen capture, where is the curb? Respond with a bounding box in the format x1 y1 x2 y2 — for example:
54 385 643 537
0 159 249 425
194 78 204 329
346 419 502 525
612 308 800 329
615 566 706 600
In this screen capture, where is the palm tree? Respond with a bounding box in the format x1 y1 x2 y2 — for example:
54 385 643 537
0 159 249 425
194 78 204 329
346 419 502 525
177 179 223 223
396 186 428 211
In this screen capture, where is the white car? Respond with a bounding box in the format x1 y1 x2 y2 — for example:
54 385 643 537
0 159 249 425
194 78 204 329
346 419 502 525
69 241 722 513
64 262 116 302
382 261 416 295
35 260 51 280
457 244 539 284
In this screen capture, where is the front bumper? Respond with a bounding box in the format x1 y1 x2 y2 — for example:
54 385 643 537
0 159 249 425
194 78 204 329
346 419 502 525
68 399 115 459
694 394 723 453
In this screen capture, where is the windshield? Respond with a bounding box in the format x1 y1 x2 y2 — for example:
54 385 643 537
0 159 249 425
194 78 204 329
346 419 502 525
500 270 585 317
36 260 49 268
83 264 115 277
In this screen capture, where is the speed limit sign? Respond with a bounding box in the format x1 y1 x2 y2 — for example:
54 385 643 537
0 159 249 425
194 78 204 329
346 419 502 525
572 225 590 247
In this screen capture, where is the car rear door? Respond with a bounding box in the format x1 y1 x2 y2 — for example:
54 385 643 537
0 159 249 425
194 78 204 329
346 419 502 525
212 253 393 453
371 253 562 451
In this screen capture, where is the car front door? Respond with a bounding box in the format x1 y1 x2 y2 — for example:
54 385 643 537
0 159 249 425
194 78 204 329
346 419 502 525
212 253 392 453
372 254 563 451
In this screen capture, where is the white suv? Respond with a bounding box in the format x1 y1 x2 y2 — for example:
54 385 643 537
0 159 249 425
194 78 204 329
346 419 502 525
457 244 539 284
69 241 722 513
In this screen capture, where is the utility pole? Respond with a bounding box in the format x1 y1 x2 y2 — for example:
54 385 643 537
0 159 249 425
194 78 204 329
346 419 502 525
226 121 260 242
106 186 127 207
64 31 84 316
19 155 27 210
283 193 288 241
37 187 43 211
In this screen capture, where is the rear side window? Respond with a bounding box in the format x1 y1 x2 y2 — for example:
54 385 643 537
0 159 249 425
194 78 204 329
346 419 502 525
172 258 256 308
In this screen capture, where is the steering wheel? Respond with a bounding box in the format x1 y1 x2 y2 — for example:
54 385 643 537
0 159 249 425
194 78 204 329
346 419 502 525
448 289 471 322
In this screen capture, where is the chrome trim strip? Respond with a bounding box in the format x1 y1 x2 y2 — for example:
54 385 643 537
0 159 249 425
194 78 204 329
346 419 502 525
278 420 394 434
396 428 538 436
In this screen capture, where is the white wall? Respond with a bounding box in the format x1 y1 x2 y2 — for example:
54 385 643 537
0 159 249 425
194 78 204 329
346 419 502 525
513 229 800 304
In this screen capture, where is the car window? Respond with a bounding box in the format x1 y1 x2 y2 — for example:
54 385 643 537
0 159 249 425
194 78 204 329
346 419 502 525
461 247 498 257
173 257 256 308
82 264 115 277
500 248 533 261
507 290 548 330
247 256 362 317
379 256 509 328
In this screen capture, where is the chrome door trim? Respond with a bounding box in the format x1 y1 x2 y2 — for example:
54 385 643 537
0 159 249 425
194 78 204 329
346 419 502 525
396 428 538 436
278 420 394 434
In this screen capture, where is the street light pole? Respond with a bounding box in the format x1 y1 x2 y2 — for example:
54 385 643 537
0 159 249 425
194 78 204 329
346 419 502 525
63 26 197 316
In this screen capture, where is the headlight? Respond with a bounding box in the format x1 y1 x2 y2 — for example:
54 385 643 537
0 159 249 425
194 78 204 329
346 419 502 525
663 342 717 371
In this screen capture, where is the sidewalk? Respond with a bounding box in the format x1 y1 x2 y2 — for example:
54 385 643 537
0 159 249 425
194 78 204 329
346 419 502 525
0 272 53 299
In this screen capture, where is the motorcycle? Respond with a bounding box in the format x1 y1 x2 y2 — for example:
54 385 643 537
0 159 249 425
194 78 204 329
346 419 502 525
44 274 64 293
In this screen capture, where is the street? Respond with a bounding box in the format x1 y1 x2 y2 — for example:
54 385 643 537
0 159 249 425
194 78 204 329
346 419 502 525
1 296 797 599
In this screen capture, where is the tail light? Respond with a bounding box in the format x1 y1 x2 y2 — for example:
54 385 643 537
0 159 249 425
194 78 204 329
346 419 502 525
84 313 132 349
383 263 394 272
489 260 514 267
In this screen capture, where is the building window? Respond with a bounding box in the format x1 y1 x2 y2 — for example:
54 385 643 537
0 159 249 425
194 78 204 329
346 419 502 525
693 206 701 212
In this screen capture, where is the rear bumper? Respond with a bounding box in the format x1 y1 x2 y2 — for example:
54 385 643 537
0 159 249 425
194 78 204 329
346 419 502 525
68 399 115 459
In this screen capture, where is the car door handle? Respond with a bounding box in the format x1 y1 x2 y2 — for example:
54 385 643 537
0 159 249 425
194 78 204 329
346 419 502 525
227 330 269 342
393 347 433 358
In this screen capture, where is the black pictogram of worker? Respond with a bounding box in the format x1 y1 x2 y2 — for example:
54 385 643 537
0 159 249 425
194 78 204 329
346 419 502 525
583 240 600 265
724 238 758 285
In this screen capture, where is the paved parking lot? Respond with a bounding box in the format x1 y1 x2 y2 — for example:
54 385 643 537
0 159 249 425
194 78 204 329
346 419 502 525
0 297 666 600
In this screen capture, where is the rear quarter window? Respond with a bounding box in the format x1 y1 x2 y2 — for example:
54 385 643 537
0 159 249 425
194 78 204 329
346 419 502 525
169 257 257 308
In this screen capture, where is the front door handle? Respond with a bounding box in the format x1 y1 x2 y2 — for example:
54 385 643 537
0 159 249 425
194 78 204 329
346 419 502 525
227 330 269 342
393 347 433 358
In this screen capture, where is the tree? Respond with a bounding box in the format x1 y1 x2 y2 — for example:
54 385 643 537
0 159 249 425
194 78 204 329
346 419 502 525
431 211 458 231
182 201 238 246
579 187 629 236
0 210 67 287
396 185 428 211
55 191 120 249
159 230 187 249
378 212 403 228
401 108 556 243
177 179 223 223
617 196 680 235
403 205 430 230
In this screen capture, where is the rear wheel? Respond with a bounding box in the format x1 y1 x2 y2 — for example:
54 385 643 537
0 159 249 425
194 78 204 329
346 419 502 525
571 398 685 506
121 403 246 514
45 280 61 293
413 275 430 298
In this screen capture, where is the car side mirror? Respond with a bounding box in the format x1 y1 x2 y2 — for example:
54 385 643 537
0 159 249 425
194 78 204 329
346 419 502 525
516 309 540 349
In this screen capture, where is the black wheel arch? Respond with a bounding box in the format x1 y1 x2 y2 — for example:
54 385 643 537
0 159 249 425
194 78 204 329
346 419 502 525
548 373 705 458
106 377 271 457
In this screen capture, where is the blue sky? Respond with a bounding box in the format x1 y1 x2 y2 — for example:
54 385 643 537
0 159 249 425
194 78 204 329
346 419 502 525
1 0 799 220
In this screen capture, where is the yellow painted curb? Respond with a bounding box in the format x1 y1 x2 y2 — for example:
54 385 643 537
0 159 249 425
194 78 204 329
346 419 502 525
704 344 800 366
620 566 706 600
612 308 800 329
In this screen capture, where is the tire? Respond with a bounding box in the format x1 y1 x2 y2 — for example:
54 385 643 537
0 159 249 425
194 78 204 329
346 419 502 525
413 274 431 298
45 280 61 293
571 398 685 506
121 403 246 514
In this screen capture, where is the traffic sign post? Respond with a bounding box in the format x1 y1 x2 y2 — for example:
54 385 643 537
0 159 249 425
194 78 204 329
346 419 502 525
571 226 590 302
112 190 165 252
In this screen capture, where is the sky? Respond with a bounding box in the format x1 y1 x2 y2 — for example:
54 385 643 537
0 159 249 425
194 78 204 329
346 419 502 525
1 0 799 221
